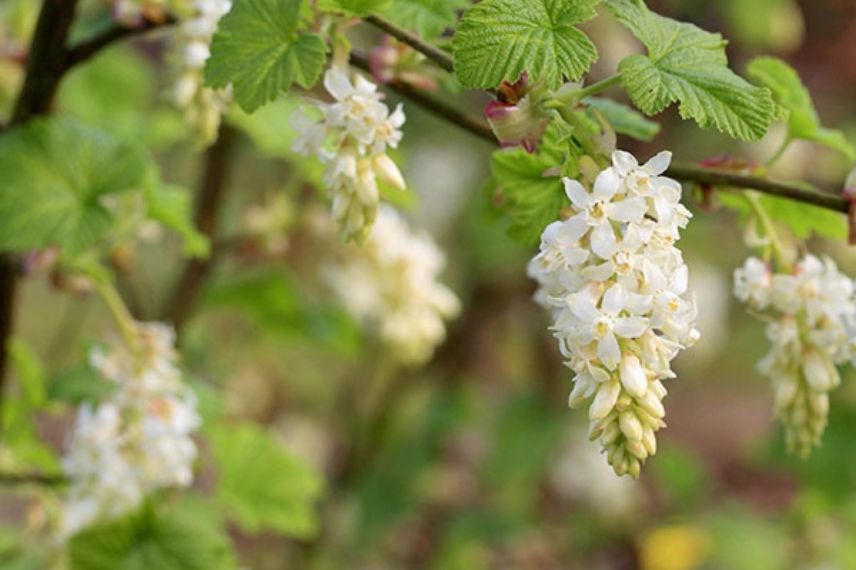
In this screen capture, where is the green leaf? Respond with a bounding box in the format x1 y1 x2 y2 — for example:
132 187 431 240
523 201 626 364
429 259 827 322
606 0 774 140
3 338 58 472
209 423 324 537
205 0 329 113
718 191 846 241
205 268 360 353
585 97 660 141
380 0 468 38
318 0 390 15
144 181 209 257
490 126 567 245
68 501 236 570
452 0 600 89
747 56 856 160
7 339 46 408
59 46 186 150
0 117 147 257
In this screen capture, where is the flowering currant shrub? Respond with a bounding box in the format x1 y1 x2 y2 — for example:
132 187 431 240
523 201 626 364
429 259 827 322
0 0 855 566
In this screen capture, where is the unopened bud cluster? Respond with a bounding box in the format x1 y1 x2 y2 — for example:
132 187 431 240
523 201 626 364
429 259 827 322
529 151 699 477
292 67 407 243
734 254 856 456
60 323 199 537
322 206 459 365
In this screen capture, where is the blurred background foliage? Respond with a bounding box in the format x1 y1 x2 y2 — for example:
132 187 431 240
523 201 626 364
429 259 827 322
2 0 856 568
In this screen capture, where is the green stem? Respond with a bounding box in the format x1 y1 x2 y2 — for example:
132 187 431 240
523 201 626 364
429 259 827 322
92 278 139 353
744 191 790 269
554 105 609 167
766 135 792 168
577 74 623 99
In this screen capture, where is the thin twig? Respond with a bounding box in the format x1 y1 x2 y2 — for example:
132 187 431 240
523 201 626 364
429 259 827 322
162 125 238 330
0 0 82 417
356 14 852 214
666 165 848 213
364 14 455 73
65 15 177 71
350 51 495 144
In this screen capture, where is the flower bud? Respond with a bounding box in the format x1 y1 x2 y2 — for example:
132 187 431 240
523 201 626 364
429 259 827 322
802 349 838 392
484 95 549 153
619 412 643 442
372 153 406 191
590 380 620 420
619 353 648 398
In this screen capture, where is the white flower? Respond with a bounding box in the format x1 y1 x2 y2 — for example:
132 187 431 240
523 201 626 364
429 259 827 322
735 254 856 457
168 0 233 144
293 67 408 242
60 322 200 538
322 206 459 365
734 256 773 309
530 150 698 477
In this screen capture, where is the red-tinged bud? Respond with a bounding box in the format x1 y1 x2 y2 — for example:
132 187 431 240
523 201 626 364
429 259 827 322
484 96 549 153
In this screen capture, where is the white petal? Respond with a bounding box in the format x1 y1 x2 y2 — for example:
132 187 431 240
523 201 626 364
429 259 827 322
643 151 672 175
570 296 600 322
581 262 615 282
598 332 621 370
557 213 589 243
593 169 619 201
615 316 649 338
670 264 689 295
610 197 647 223
591 223 618 259
324 67 353 101
563 178 590 209
602 284 627 314
612 150 638 177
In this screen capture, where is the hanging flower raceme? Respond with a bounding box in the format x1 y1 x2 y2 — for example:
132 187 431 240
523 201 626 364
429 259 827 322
168 0 233 143
292 66 407 243
734 254 856 457
60 322 200 538
529 150 699 477
322 206 459 365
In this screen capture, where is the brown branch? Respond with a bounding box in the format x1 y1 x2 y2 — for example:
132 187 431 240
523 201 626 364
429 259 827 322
364 14 455 73
349 51 495 144
0 0 81 412
162 125 238 330
665 165 849 213
357 14 852 214
65 15 177 71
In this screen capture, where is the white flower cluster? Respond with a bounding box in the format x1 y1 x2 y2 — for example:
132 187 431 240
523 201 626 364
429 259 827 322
734 254 856 457
169 0 233 143
292 67 407 243
323 206 459 365
528 150 699 477
61 323 200 537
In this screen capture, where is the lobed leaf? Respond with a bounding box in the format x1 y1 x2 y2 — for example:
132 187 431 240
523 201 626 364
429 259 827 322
490 126 568 245
68 502 236 570
205 0 329 113
452 0 600 89
209 423 325 537
747 56 856 160
606 0 775 140
380 0 469 39
0 117 147 256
